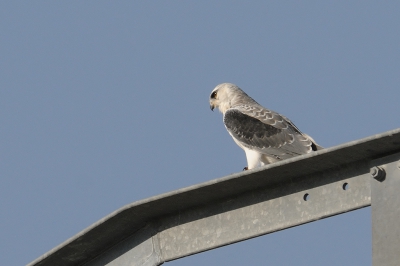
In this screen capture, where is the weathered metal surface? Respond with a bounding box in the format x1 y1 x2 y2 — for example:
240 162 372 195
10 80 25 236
27 128 400 266
84 225 162 266
371 153 400 266
159 162 371 261
83 162 371 266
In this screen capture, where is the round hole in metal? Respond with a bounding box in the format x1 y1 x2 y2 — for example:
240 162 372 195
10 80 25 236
303 193 310 201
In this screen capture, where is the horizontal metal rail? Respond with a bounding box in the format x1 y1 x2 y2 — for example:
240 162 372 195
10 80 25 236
28 128 400 266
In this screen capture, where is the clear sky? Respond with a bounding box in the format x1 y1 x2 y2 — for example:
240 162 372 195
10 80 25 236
1 2 399 265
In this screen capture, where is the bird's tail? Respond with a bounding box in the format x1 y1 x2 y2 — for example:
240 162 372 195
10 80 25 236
304 134 323 151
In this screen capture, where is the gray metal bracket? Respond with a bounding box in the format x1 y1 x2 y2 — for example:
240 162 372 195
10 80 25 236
371 153 400 266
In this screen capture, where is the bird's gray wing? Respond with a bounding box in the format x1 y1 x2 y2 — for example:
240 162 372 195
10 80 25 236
224 107 316 159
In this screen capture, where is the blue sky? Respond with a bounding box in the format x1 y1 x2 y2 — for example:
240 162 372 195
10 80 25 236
1 2 399 265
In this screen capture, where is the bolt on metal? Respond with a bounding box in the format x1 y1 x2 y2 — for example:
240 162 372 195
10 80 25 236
370 166 386 182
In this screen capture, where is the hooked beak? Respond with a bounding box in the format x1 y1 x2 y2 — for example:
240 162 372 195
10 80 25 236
210 104 214 111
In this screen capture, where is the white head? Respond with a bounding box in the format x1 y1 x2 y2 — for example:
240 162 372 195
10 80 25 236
209 83 256 114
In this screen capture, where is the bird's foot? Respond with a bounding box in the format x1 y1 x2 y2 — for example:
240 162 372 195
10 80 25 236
243 167 248 171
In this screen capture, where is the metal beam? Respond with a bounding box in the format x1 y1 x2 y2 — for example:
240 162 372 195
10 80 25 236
28 128 400 266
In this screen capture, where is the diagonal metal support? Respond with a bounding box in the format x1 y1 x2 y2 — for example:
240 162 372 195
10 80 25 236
86 162 371 266
27 129 400 266
158 162 371 262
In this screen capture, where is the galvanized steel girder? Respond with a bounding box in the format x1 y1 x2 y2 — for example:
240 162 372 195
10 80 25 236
28 128 400 266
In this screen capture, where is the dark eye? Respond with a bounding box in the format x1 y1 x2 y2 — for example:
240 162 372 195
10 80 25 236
211 91 217 99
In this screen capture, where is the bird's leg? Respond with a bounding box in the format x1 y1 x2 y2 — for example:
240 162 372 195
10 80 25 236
244 149 261 170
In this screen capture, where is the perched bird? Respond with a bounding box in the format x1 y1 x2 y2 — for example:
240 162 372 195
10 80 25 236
209 83 322 170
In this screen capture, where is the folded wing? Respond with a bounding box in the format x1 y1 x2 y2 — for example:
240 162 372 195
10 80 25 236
223 107 317 160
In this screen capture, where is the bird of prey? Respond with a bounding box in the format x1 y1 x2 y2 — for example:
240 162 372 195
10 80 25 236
209 83 322 170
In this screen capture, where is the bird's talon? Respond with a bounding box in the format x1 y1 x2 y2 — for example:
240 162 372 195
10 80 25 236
243 167 248 171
